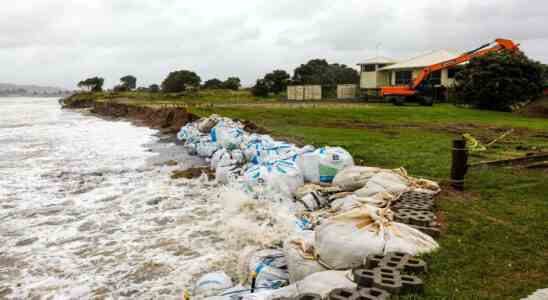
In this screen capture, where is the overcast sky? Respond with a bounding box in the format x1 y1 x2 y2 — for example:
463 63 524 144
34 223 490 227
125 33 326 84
1 0 547 89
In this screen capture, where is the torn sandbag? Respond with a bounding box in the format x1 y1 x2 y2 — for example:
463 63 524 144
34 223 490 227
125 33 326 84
197 114 220 133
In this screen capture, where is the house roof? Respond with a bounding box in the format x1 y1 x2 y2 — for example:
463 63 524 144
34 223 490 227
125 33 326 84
358 56 397 65
379 49 462 71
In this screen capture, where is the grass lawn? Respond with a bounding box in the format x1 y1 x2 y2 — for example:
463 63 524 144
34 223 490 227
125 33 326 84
69 92 548 299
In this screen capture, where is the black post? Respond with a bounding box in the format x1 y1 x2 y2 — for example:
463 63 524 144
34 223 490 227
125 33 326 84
451 139 468 191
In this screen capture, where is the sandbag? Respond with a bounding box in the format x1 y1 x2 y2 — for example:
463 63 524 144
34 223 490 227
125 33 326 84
283 231 327 283
244 142 300 165
296 147 354 184
211 149 245 170
212 125 245 150
330 193 393 212
196 137 221 158
314 205 438 270
354 171 409 197
194 271 233 296
243 160 304 197
177 124 202 143
332 166 382 191
267 271 356 300
239 248 289 290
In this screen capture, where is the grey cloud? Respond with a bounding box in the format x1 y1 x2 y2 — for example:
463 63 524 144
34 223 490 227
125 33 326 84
0 0 546 89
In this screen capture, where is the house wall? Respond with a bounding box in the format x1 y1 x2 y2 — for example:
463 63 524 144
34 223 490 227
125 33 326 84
383 68 455 87
360 71 378 89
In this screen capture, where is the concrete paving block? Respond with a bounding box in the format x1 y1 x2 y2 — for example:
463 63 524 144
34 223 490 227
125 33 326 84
296 293 322 300
373 272 402 294
353 268 376 287
328 288 359 300
365 254 385 269
400 274 424 294
404 258 428 273
358 288 391 300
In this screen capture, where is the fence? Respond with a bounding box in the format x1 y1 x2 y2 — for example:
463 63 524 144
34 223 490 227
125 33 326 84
287 85 322 100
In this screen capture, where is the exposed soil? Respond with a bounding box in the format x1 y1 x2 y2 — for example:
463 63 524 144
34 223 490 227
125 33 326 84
171 167 215 180
518 97 548 119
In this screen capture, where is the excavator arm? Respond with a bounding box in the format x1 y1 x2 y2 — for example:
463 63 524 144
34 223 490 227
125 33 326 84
380 38 520 100
410 39 519 90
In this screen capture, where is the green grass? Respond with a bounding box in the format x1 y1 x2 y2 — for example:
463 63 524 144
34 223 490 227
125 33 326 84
71 92 548 299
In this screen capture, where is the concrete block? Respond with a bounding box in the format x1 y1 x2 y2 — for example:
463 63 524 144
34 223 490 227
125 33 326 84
365 254 384 269
400 275 424 294
403 258 428 273
296 293 322 300
358 288 391 300
328 288 359 300
353 268 376 287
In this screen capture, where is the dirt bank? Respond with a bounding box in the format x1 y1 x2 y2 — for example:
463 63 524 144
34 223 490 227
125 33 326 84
91 101 199 134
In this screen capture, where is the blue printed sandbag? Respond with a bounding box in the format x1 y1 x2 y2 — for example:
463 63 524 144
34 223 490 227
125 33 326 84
177 124 201 143
243 159 304 197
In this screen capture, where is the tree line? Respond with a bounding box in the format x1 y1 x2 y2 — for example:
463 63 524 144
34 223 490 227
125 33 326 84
76 58 359 96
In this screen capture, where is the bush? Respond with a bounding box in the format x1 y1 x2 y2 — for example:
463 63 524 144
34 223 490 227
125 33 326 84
251 79 270 97
455 51 545 111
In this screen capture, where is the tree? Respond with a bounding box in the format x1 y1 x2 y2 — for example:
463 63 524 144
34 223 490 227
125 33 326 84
264 70 290 94
77 77 104 92
203 78 224 89
251 79 271 97
222 77 241 90
455 51 545 111
292 59 359 86
149 84 160 93
120 75 137 90
161 70 201 93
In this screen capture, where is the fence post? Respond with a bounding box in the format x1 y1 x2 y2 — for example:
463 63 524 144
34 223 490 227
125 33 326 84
451 139 468 190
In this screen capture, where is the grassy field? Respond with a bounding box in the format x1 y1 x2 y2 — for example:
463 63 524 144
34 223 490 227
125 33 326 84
70 91 548 299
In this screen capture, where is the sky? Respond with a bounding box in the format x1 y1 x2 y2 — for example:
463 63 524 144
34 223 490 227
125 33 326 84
1 0 547 89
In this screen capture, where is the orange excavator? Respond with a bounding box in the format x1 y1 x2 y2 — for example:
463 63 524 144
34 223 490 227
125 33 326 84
380 38 520 105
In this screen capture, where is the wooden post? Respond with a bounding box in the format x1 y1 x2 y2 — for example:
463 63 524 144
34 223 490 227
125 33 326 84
451 139 468 191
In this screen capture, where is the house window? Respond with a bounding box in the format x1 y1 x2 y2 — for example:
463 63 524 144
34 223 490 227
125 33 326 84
361 64 376 72
429 70 441 85
447 68 457 79
395 71 412 85
377 64 388 69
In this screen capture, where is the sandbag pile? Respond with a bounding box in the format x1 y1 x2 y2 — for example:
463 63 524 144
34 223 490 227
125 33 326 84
177 115 442 300
176 116 356 198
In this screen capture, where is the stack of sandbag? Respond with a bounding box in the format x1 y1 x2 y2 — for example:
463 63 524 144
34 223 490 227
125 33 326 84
243 160 304 197
354 168 441 197
332 166 382 191
314 205 439 270
296 147 354 185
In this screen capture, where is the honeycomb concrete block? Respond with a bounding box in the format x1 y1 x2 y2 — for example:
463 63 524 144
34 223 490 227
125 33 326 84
365 254 384 269
403 257 428 273
358 288 391 300
328 288 359 300
296 293 322 300
401 274 424 294
378 252 428 274
373 271 402 294
353 268 376 287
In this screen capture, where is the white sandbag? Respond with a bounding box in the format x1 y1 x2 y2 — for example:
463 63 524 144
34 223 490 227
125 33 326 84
284 231 327 283
198 115 220 133
296 147 354 184
209 285 276 300
177 124 201 142
184 140 198 155
245 142 300 165
315 205 386 270
216 164 242 184
267 271 356 300
317 147 354 184
194 271 233 296
243 160 304 197
354 171 409 197
384 222 439 255
332 166 382 192
211 149 246 170
330 193 393 212
196 138 221 158
239 248 289 289
212 125 245 150
314 205 438 270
